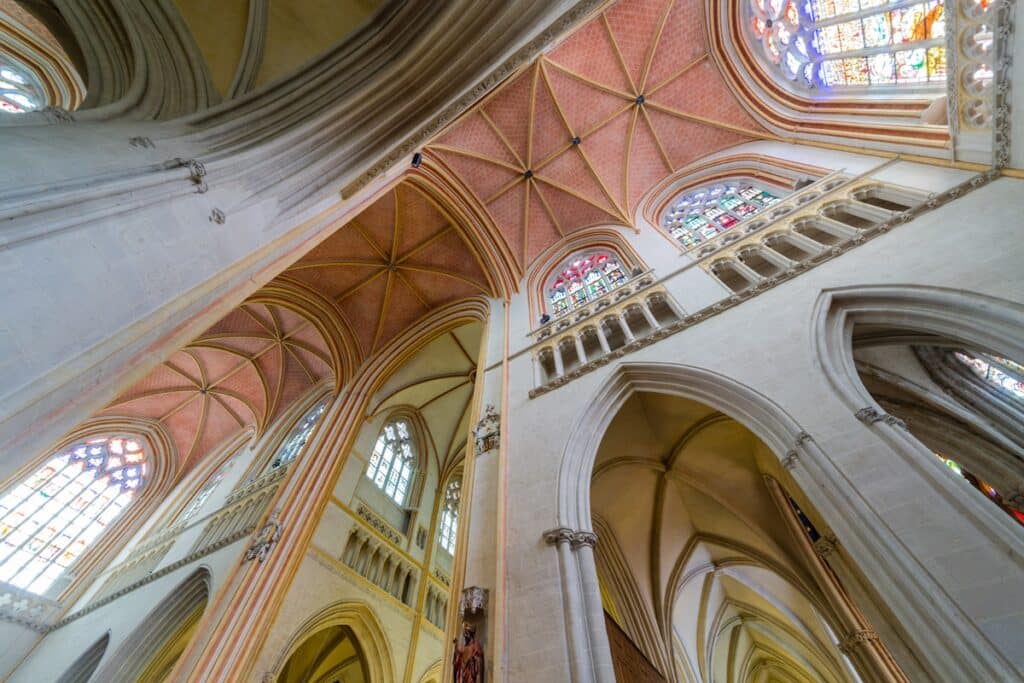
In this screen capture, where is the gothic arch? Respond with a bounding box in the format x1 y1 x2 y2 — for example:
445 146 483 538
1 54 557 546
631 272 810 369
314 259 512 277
269 600 394 683
557 360 1020 682
55 631 109 683
93 566 211 682
811 284 1024 549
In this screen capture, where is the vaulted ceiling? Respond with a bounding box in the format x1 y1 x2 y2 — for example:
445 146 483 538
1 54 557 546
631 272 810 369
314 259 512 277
278 182 493 361
100 302 334 473
591 392 847 683
426 0 767 272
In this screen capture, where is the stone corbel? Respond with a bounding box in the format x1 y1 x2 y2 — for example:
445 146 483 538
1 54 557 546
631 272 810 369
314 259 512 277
459 586 489 615
244 517 282 563
173 157 209 194
570 531 598 549
473 404 500 454
813 532 839 559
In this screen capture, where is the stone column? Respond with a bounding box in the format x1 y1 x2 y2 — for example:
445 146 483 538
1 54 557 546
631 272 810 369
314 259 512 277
544 528 590 683
617 313 636 343
573 531 616 683
783 231 828 254
595 325 612 355
553 343 566 377
574 334 588 365
731 259 765 286
638 301 661 330
533 352 545 386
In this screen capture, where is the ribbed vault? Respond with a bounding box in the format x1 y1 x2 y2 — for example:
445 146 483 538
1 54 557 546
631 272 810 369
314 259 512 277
100 301 334 473
426 0 767 272
591 391 851 683
279 181 494 361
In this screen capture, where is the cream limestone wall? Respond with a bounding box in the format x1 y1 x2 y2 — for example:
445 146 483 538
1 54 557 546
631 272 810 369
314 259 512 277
499 172 1024 681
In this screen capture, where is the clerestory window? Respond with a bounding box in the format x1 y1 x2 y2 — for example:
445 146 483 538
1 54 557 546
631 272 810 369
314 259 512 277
662 180 783 250
366 419 416 506
547 252 628 318
267 398 329 471
748 0 947 89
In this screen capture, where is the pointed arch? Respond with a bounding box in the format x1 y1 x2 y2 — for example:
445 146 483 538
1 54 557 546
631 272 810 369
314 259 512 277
56 631 109 683
557 360 1020 682
269 600 394 683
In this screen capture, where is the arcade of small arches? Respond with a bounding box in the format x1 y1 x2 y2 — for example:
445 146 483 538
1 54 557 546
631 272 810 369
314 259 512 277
0 0 1020 682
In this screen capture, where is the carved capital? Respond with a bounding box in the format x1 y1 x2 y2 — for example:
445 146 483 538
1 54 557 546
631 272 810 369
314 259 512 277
781 451 798 470
838 628 880 655
542 527 575 546
813 532 839 559
571 531 598 549
854 407 907 430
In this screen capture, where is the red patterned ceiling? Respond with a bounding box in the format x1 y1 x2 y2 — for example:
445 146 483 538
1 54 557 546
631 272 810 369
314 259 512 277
279 182 493 359
101 302 333 472
427 0 767 271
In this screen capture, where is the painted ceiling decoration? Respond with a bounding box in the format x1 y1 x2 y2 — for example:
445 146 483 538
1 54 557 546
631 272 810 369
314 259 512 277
278 181 494 361
426 0 768 273
100 302 334 472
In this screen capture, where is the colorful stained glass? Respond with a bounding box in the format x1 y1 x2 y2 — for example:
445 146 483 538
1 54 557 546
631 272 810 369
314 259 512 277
0 436 146 594
366 419 416 505
749 0 947 89
935 453 1024 527
662 181 785 250
547 252 629 318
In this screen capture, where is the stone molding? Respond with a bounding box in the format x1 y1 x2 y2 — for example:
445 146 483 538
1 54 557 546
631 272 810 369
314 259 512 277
854 407 908 430
813 532 839 559
355 501 405 546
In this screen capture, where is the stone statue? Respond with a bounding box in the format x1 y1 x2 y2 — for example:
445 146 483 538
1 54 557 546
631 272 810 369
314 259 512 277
453 621 484 683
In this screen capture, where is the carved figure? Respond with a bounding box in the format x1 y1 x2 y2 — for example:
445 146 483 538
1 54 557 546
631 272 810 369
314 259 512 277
453 621 484 683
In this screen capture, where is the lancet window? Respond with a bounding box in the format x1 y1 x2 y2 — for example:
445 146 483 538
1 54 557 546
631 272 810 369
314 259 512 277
268 398 329 471
954 351 1024 401
0 436 146 594
547 252 628 318
662 181 783 250
935 453 1024 526
438 477 461 554
748 0 947 89
366 419 416 506
0 58 44 113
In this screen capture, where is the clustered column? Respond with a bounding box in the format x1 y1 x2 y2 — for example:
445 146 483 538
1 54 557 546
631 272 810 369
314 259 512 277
543 528 615 683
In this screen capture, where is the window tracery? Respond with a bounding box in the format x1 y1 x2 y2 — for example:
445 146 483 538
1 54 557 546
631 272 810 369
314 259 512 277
268 398 329 471
366 419 416 506
0 436 146 594
547 252 628 318
438 478 461 554
954 351 1024 401
748 0 947 89
662 180 783 250
0 57 44 113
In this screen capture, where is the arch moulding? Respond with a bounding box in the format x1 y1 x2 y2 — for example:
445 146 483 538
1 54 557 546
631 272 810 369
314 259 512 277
557 359 1022 682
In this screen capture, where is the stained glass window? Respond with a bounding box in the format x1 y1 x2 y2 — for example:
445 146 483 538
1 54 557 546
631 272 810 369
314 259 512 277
935 453 1024 526
547 252 628 317
268 398 329 471
366 419 416 506
176 453 237 524
438 478 461 554
662 181 782 250
954 351 1024 401
748 0 948 89
0 57 45 113
0 436 146 594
